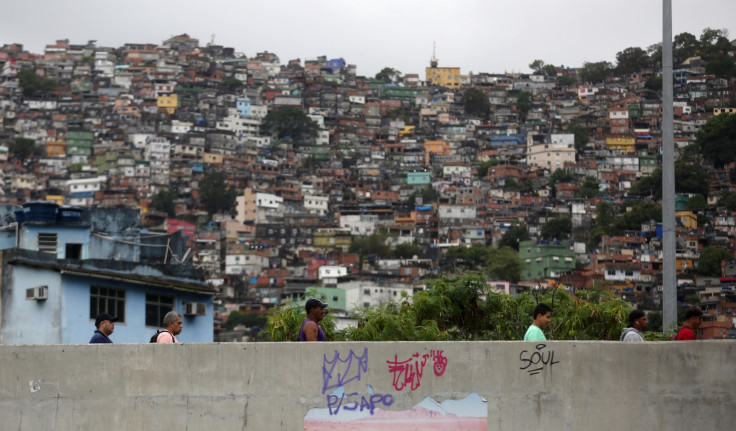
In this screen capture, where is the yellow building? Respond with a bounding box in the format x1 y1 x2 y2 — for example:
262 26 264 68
313 229 351 250
676 211 698 230
605 135 636 153
425 66 461 89
46 140 66 157
424 140 449 164
45 194 64 205
157 93 179 114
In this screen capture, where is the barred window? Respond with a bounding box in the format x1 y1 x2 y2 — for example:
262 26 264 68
145 294 174 327
90 286 126 323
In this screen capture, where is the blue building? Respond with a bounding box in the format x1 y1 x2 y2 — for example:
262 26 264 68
236 96 251 118
0 203 215 344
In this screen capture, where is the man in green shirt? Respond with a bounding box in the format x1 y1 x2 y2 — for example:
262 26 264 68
524 303 552 341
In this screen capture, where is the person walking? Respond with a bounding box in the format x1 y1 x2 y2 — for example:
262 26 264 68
620 309 647 342
299 298 328 341
524 304 552 341
89 313 118 343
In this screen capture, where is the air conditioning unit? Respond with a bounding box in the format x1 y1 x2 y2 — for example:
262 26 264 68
26 286 48 301
184 302 206 316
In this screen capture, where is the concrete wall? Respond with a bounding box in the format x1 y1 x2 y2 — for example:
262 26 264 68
0 341 734 430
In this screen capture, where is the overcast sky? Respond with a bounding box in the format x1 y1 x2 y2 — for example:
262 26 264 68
2 1 735 77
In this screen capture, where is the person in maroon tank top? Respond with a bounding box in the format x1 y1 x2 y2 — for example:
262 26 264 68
299 299 328 341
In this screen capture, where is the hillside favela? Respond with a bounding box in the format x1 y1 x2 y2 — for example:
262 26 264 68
2 29 736 348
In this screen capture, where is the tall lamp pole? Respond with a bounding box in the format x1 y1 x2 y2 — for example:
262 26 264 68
662 0 677 331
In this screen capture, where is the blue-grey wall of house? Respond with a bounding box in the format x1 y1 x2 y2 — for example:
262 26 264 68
1 263 214 344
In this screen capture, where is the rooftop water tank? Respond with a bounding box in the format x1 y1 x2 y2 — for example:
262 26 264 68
22 201 59 223
57 206 83 223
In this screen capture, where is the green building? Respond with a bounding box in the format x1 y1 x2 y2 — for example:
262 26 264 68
407 171 431 185
66 130 94 156
518 240 576 281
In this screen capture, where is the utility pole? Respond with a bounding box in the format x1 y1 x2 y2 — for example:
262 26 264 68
662 0 677 331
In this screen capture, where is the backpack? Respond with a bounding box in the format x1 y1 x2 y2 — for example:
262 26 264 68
150 330 163 343
150 329 174 343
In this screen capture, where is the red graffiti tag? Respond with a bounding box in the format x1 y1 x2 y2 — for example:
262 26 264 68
430 349 447 376
386 350 448 391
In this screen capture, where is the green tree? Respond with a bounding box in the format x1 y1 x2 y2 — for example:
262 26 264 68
17 69 57 97
541 217 572 241
223 311 268 330
590 201 615 249
485 246 524 283
717 191 736 211
696 113 736 168
463 88 491 118
392 242 419 259
548 168 575 187
407 185 439 209
529 59 546 75
498 223 531 251
222 77 244 91
615 47 650 75
556 75 576 88
645 75 662 92
529 59 556 76
349 230 391 259
260 107 320 143
647 42 663 68
149 189 177 216
673 32 700 65
579 61 612 83
266 273 633 342
8 137 41 160
444 243 491 268
578 176 599 199
565 120 590 152
696 246 730 277
374 67 403 84
629 163 709 198
612 200 661 234
199 171 238 216
705 54 736 79
388 106 412 123
685 194 707 211
477 159 498 177
504 177 522 191
515 91 532 120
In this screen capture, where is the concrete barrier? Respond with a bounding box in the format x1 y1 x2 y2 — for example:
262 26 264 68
1 341 734 430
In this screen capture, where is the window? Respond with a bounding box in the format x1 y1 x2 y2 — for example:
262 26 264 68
625 270 634 276
608 270 616 275
146 294 174 327
65 243 82 259
364 289 370 295
90 286 125 323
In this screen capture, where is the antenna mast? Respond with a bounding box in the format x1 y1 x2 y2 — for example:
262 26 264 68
430 42 438 68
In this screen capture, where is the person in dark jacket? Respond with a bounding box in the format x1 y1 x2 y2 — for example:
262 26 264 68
89 313 118 343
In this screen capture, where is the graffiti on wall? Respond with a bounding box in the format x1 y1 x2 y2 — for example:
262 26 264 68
305 347 488 430
322 348 368 394
519 343 559 376
386 349 448 391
